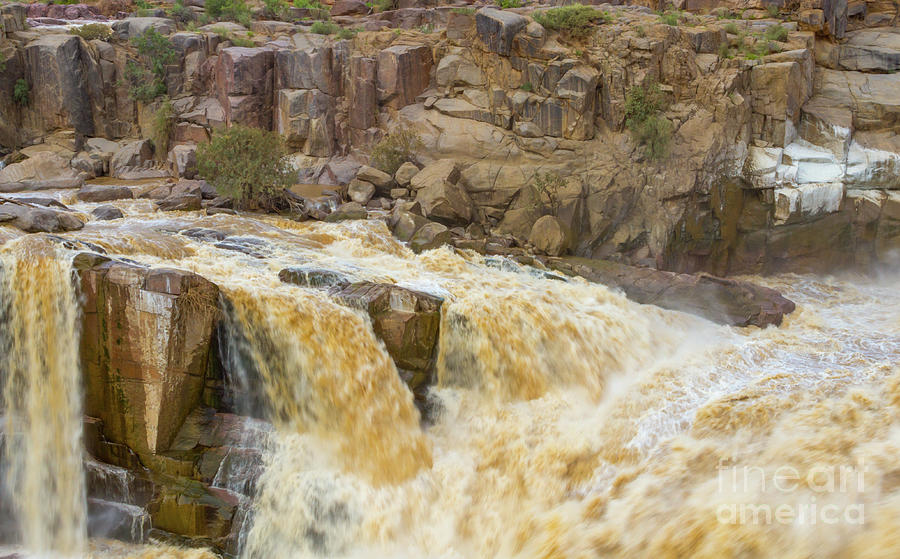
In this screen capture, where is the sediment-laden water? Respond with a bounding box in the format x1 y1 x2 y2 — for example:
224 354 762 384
1 192 898 558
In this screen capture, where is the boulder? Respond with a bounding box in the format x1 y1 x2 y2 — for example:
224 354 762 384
356 165 393 190
391 208 428 241
394 162 420 187
475 7 527 56
110 140 154 178
156 193 202 211
0 202 84 233
0 150 82 191
549 258 796 328
376 44 433 109
334 282 442 388
529 215 571 256
412 160 473 225
91 205 124 221
324 201 367 222
110 17 176 40
77 258 219 455
348 56 377 130
78 184 135 202
168 144 198 179
409 221 451 253
348 179 376 205
278 267 350 288
837 29 900 72
331 0 368 16
216 47 275 129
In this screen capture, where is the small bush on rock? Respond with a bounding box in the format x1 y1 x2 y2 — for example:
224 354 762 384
370 130 422 176
310 20 339 34
624 81 672 160
263 0 290 19
125 28 176 102
764 23 788 42
168 0 194 24
151 99 175 160
206 0 251 25
69 23 113 40
13 79 29 106
197 125 294 210
496 0 521 9
532 171 565 215
533 4 607 40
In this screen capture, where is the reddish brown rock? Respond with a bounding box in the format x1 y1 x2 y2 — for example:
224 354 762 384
376 45 433 109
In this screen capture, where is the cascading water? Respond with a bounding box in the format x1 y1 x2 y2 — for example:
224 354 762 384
0 190 898 559
0 236 86 555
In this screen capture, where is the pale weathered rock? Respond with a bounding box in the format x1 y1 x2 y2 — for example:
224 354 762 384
409 159 460 191
394 162 420 187
529 215 570 256
391 208 428 241
348 179 376 204
111 17 175 40
168 144 198 179
411 160 473 225
0 150 81 190
409 221 451 253
356 165 393 190
110 140 154 178
156 193 202 211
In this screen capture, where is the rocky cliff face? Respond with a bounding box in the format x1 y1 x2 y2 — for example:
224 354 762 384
1 1 899 273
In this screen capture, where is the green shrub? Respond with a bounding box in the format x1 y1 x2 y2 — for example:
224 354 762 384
294 0 330 17
168 0 194 24
151 99 175 160
310 20 339 34
13 78 29 106
766 4 779 17
125 29 176 102
723 21 738 34
231 34 255 46
263 0 289 19
206 0 251 25
717 41 732 59
370 129 422 175
337 27 357 39
135 0 152 9
519 81 533 91
55 0 79 4
659 12 678 26
764 23 788 42
372 0 395 12
496 0 521 9
634 24 645 37
451 7 474 14
196 125 294 209
624 81 671 160
69 23 113 40
533 4 607 40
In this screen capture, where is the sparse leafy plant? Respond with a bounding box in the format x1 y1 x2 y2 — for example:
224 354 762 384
231 35 255 46
197 125 294 210
373 0 395 12
337 27 358 39
206 0 251 25
533 4 608 40
263 0 290 19
151 98 174 160
520 81 533 91
532 171 565 215
451 6 474 14
496 0 521 9
134 0 152 9
634 24 645 37
724 21 738 34
13 78 29 106
659 12 679 26
69 23 113 40
125 28 176 102
624 81 671 160
418 23 434 33
764 23 788 42
310 20 339 34
168 0 194 24
370 129 422 175
766 4 779 18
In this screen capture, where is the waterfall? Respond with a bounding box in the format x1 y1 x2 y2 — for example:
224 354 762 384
0 236 86 555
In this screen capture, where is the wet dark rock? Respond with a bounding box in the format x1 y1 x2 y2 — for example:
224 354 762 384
549 257 796 328
181 227 228 242
92 205 124 221
325 201 367 222
334 282 442 389
214 236 269 258
156 193 202 212
78 184 135 203
409 222 451 253
0 202 83 233
278 267 351 289
12 196 68 209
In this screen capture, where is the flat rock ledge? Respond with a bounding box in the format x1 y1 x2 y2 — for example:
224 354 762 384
547 257 796 328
